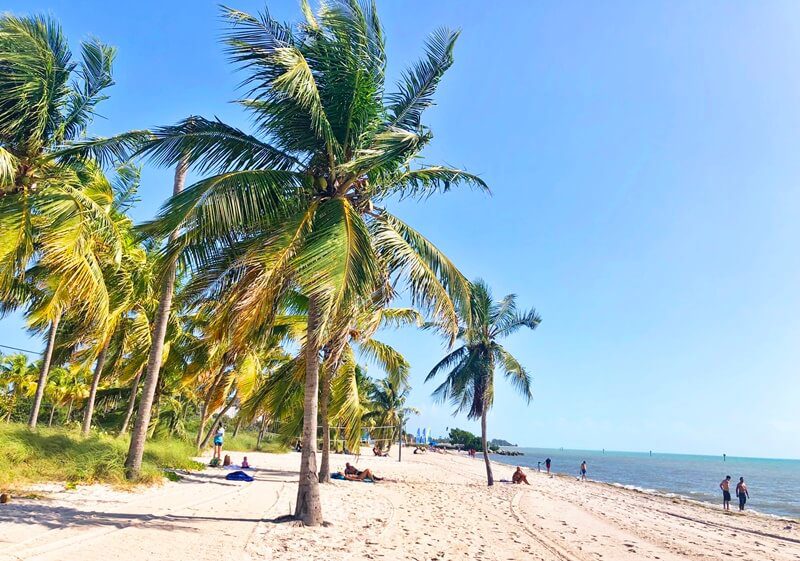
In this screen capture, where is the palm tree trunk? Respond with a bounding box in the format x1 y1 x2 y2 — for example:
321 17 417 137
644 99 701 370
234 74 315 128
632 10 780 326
481 409 494 486
295 295 323 525
232 418 242 438
318 368 332 483
125 159 187 479
256 415 267 449
195 401 208 451
48 403 56 427
119 367 143 435
81 344 108 436
200 392 236 450
28 312 61 429
65 398 73 423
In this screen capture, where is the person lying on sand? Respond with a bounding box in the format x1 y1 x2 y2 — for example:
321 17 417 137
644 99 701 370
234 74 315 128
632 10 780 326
512 466 530 485
344 462 383 481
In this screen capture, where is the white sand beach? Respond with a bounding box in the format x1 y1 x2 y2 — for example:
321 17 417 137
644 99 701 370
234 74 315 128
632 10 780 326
1 450 798 561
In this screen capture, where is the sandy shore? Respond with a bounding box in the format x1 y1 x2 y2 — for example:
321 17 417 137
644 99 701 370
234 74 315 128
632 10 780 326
1 449 798 561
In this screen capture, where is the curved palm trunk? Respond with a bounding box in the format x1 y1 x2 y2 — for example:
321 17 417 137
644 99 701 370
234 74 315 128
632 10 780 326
481 409 494 486
65 398 73 423
48 403 56 427
295 295 323 525
232 418 242 438
125 159 187 479
118 367 143 435
81 344 108 436
28 311 61 429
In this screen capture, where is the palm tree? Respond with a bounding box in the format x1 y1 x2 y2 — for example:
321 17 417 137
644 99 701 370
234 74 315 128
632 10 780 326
0 15 125 429
0 353 36 420
133 2 484 524
426 280 541 486
364 378 418 454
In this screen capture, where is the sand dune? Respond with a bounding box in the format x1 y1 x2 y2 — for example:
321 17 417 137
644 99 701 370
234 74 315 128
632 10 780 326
1 450 798 561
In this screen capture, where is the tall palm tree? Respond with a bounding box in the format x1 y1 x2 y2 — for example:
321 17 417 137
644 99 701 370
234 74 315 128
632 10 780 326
133 2 484 524
426 280 541 486
0 15 126 428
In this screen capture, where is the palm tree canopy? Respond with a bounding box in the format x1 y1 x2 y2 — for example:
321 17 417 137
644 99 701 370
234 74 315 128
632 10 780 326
136 1 487 347
426 279 540 419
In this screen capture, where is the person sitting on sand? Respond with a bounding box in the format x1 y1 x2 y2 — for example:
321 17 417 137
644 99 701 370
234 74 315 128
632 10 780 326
736 477 749 511
344 462 383 481
372 445 388 457
512 466 530 485
720 475 732 511
241 456 250 469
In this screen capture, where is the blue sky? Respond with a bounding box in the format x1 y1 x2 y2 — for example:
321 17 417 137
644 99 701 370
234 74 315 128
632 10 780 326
3 1 800 458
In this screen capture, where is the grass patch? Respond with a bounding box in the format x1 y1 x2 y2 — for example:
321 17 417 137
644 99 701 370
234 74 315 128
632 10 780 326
0 423 202 490
224 430 288 454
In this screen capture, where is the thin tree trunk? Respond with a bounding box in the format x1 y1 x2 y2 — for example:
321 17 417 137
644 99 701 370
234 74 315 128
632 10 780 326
28 312 61 429
48 403 56 427
295 295 323 525
232 417 242 438
481 409 494 486
200 391 236 450
119 368 142 436
256 415 267 449
65 398 73 423
81 344 108 436
318 368 332 483
195 401 208 451
125 159 187 479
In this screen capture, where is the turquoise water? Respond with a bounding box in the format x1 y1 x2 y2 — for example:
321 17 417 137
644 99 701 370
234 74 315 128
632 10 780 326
491 447 800 519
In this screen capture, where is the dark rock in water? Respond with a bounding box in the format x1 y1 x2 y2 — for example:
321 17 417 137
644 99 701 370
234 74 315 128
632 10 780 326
493 449 524 457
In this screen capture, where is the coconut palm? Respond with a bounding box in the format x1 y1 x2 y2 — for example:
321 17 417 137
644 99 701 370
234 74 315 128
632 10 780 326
132 2 484 524
0 15 131 428
425 280 540 486
0 353 36 420
363 378 418 454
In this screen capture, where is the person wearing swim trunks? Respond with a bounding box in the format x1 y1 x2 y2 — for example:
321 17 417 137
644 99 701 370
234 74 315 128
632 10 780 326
735 477 749 511
720 475 732 510
580 460 587 481
545 457 551 475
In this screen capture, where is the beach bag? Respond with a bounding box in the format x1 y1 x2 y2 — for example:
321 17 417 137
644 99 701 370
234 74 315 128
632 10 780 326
209 457 221 467
225 470 254 482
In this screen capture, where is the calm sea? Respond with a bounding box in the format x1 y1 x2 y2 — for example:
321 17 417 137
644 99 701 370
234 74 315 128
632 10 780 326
491 447 800 519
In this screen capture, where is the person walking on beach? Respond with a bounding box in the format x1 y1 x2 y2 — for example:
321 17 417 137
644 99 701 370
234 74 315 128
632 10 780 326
545 457 551 475
580 460 588 481
720 475 732 510
736 477 749 511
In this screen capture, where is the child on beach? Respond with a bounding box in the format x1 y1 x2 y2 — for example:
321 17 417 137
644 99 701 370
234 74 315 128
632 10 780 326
213 424 225 460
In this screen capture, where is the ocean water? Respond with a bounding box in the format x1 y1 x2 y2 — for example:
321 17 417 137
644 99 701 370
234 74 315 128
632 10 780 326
491 447 800 519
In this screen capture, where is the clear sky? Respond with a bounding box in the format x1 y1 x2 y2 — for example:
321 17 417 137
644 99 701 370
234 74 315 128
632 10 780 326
3 1 800 459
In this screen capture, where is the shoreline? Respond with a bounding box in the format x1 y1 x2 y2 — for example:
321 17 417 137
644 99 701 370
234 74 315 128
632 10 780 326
1 448 799 560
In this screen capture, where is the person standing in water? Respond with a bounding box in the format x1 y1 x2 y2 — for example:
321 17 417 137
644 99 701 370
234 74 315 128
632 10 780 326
720 475 732 510
545 457 552 475
736 477 749 511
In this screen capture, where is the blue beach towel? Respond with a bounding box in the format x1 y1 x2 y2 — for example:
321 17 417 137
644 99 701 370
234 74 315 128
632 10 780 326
225 470 254 482
330 472 373 483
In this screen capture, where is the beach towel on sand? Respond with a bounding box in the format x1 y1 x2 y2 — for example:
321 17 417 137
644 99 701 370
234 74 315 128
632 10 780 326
225 470 254 482
330 472 373 483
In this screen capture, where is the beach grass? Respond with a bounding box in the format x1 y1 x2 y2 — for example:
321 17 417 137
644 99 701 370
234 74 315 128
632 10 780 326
223 430 288 454
0 423 204 489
